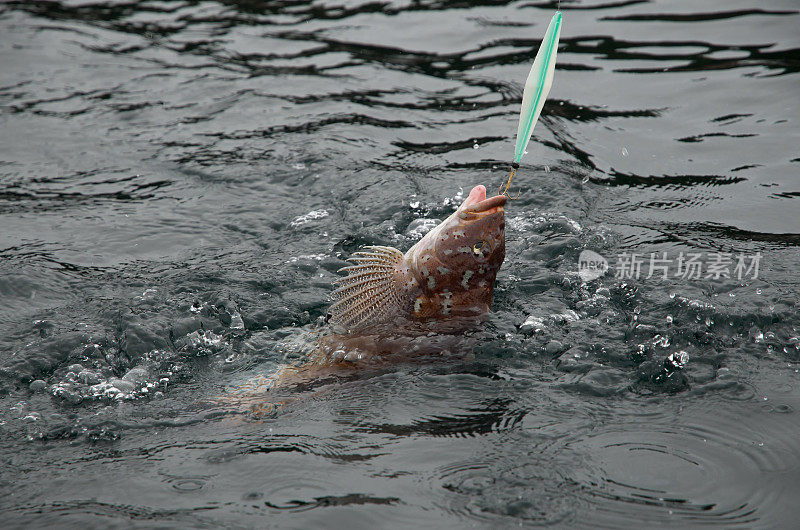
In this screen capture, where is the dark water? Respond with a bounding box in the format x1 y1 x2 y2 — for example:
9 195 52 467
1 0 799 527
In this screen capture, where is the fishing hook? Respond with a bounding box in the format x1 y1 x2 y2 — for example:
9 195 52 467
498 162 521 200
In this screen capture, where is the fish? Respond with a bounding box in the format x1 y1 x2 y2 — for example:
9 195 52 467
217 185 507 410
281 184 506 382
329 184 507 335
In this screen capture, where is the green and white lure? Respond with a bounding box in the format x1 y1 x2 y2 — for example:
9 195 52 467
500 10 562 198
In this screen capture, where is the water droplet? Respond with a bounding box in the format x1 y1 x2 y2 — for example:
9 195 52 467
621 147 629 157
665 350 689 370
756 288 762 294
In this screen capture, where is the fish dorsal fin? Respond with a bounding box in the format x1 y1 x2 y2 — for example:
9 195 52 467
330 245 405 332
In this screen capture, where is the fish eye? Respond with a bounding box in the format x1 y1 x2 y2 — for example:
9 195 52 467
472 241 488 256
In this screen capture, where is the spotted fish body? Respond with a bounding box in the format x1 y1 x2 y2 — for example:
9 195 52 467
330 185 507 335
215 186 507 408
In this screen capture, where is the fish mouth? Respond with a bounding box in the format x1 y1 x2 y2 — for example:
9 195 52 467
461 185 507 214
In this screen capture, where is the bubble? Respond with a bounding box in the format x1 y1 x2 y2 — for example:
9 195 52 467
122 367 148 384
109 378 135 393
621 147 629 157
78 370 100 385
519 315 545 334
172 479 205 492
406 218 439 238
666 315 673 323
473 142 479 149
654 334 671 348
545 340 563 355
230 311 244 330
665 350 689 370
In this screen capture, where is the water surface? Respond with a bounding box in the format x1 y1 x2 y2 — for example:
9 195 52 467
1 0 799 527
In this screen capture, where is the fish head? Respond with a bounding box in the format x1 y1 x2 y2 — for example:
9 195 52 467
405 185 506 321
448 184 507 276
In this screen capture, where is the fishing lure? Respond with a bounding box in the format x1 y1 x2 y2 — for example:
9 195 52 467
500 10 562 198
